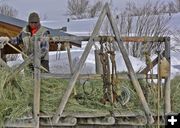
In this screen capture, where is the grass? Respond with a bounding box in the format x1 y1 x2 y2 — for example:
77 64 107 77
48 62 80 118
0 67 180 126
170 76 180 112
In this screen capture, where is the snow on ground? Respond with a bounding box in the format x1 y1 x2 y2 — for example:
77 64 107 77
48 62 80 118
6 11 180 79
6 46 179 79
49 49 146 74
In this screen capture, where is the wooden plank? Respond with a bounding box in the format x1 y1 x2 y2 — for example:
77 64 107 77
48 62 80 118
3 36 168 55
40 117 77 126
5 122 34 128
40 111 146 118
52 35 167 43
78 117 115 125
33 37 41 128
41 73 158 80
66 42 77 95
105 4 154 124
140 56 158 74
66 42 73 73
0 49 1 66
5 54 33 83
121 36 167 42
52 3 108 124
164 37 171 113
0 58 10 70
5 117 34 128
140 51 165 74
95 50 103 74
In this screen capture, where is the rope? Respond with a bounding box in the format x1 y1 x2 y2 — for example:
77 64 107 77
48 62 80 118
99 37 119 104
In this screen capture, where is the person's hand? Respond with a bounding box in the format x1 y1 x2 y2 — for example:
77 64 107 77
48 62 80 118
0 36 10 43
10 37 18 45
41 48 47 56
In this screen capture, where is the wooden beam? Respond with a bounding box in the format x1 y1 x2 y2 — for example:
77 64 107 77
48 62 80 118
41 73 158 80
5 54 32 84
0 58 10 70
140 51 165 74
66 42 77 95
52 3 108 124
5 122 34 128
78 117 115 125
33 37 41 128
106 4 154 124
40 117 77 126
52 35 168 43
41 111 146 118
164 37 171 113
66 42 73 73
95 50 103 74
2 36 169 55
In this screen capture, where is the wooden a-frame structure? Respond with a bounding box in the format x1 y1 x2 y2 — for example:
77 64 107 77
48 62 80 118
52 3 156 124
0 3 172 128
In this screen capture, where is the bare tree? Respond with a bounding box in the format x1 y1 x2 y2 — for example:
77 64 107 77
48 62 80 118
168 1 177 13
125 1 167 16
175 0 180 12
88 0 103 18
0 4 18 17
0 4 18 61
67 0 89 19
118 1 171 58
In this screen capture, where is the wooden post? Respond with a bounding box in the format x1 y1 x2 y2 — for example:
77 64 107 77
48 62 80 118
66 42 76 95
0 49 1 62
33 37 41 128
95 50 103 74
106 4 154 124
66 42 73 73
164 37 171 113
0 42 6 63
52 3 107 124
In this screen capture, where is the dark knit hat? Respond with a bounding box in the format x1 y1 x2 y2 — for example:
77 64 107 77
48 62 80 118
28 12 40 23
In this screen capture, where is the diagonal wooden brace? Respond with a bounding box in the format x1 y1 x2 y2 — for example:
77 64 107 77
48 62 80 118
5 54 33 84
52 3 108 124
0 58 10 70
106 5 154 124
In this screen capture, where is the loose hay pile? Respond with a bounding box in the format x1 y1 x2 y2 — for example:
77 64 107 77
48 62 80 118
0 67 180 126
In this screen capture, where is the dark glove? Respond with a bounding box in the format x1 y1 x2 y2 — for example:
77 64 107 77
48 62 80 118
41 48 47 57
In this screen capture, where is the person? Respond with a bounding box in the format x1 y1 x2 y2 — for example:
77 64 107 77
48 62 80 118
12 12 50 72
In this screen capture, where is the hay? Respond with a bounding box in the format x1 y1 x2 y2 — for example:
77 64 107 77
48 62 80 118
0 67 180 125
170 76 180 112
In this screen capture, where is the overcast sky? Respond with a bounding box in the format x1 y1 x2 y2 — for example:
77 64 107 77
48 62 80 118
0 0 172 21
